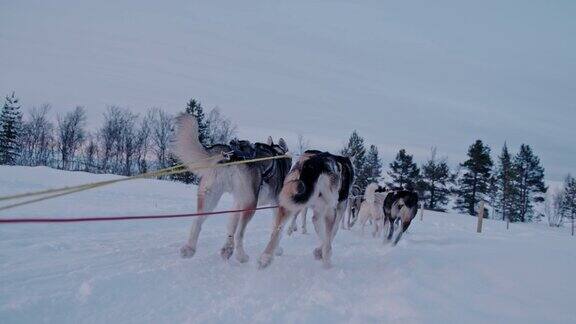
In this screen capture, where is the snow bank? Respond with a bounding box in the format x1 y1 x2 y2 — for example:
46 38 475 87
1 166 574 323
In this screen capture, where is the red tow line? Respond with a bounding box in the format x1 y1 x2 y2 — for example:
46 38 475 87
0 206 278 224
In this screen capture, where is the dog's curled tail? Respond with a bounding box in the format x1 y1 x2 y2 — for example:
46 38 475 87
173 113 217 176
364 183 379 204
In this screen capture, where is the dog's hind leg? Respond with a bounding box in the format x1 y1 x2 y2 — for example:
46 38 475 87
312 209 325 260
372 218 380 238
234 202 257 263
331 202 346 240
258 207 291 269
287 211 298 236
340 207 347 230
301 208 308 234
321 208 338 268
180 183 223 258
358 206 370 235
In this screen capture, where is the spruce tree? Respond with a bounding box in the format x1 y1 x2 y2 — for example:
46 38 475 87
495 143 520 222
487 175 498 219
562 175 576 236
387 149 420 190
0 92 23 165
454 140 493 216
513 144 547 222
341 130 369 190
364 145 382 184
421 148 451 211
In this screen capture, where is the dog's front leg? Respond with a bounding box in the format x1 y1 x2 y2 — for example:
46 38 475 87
387 216 395 242
221 214 239 260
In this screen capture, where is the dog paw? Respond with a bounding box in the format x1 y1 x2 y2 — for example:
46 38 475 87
220 244 234 260
258 253 273 269
287 225 296 236
313 247 323 260
235 250 250 263
301 228 308 234
275 246 284 256
180 245 196 258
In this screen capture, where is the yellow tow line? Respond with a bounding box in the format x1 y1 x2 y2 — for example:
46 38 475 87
0 154 292 212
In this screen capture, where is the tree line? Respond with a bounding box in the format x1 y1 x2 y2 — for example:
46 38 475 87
339 130 575 226
1 91 574 226
0 92 236 180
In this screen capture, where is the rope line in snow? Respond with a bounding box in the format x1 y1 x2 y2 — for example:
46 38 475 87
0 154 291 212
0 206 279 224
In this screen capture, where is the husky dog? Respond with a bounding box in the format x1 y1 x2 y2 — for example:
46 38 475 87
344 185 363 229
173 114 291 263
285 151 323 236
357 183 387 237
383 190 419 245
258 151 354 269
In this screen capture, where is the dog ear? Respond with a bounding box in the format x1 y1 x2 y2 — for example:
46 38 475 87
278 138 288 152
267 136 274 146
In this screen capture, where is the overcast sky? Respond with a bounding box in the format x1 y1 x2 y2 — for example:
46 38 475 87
1 0 574 180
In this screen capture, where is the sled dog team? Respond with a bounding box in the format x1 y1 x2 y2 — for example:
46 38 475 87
174 114 419 269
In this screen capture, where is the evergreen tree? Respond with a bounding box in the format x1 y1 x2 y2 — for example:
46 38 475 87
454 140 493 216
513 144 547 222
495 143 520 222
0 92 23 165
387 149 420 190
561 174 576 236
364 144 382 184
487 175 498 219
420 148 451 211
341 130 369 190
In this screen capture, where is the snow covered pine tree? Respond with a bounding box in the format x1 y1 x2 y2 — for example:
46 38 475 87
387 148 420 190
0 92 23 165
512 144 547 222
454 140 493 216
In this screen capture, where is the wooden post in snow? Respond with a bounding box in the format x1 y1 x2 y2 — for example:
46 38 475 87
476 201 485 234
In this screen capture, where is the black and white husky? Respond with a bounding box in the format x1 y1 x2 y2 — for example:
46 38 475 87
173 114 291 263
383 190 419 245
258 150 354 269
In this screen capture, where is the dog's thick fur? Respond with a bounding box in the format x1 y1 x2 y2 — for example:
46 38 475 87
258 150 354 269
383 190 419 245
174 113 291 263
357 183 387 237
284 151 322 237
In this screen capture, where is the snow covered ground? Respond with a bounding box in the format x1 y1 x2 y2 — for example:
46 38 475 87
1 166 575 323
